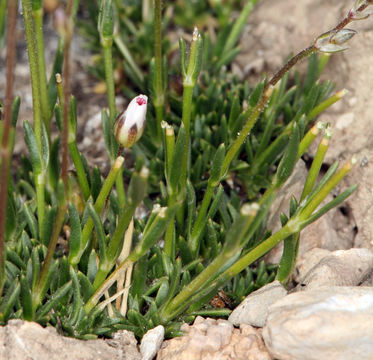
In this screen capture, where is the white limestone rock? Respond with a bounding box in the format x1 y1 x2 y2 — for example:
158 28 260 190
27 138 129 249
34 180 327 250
228 281 287 327
263 286 373 360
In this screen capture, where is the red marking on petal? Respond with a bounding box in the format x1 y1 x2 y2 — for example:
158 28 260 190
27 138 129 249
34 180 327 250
136 96 147 106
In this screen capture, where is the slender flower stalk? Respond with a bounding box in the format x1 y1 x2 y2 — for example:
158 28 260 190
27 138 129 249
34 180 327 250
21 0 45 236
153 0 164 141
32 0 51 134
0 0 17 296
98 0 126 204
179 27 203 189
62 3 74 192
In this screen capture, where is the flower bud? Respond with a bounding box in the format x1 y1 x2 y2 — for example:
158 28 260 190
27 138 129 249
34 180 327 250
314 29 356 53
349 0 372 20
114 94 148 148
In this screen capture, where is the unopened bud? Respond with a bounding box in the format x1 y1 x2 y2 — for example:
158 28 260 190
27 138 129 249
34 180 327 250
114 94 148 148
349 0 372 20
314 29 357 53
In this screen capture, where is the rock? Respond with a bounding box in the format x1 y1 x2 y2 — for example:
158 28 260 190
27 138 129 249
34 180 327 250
228 281 287 327
0 320 141 360
157 316 272 360
342 152 373 252
108 329 142 360
265 162 355 265
297 248 373 290
293 248 331 283
140 325 164 360
262 286 373 360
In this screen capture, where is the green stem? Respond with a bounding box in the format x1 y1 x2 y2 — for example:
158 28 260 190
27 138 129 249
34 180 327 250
102 44 116 123
22 0 45 234
222 88 272 176
102 40 127 206
93 203 136 290
68 142 90 200
69 156 124 265
189 184 215 254
153 0 164 139
33 200 67 307
21 0 42 151
164 193 177 258
300 131 331 201
180 85 194 189
160 251 233 321
33 6 51 134
300 159 355 220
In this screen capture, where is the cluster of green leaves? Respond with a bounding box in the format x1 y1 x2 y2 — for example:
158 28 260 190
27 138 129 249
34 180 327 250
0 0 357 340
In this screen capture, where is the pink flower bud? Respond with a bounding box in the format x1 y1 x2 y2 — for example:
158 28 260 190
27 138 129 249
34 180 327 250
114 94 148 148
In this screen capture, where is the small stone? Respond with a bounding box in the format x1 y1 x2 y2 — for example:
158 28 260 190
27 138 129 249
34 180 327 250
228 281 287 327
263 286 373 360
297 248 373 290
140 325 164 360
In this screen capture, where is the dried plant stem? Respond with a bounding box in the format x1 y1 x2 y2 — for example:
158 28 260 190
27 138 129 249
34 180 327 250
0 0 17 296
115 218 134 315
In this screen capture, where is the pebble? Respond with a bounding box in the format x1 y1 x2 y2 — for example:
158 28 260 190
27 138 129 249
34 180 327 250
140 325 165 360
262 286 373 360
228 280 287 327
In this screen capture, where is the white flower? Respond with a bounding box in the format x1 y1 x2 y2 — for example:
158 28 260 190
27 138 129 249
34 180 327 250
114 94 148 148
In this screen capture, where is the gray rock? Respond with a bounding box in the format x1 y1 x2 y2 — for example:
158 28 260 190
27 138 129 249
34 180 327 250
297 248 373 290
263 286 373 360
140 325 164 360
157 316 272 360
0 320 141 360
228 280 287 327
293 248 331 283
